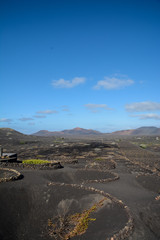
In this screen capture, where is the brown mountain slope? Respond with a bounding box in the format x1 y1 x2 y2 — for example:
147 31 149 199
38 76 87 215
112 127 160 135
0 128 25 139
111 129 134 135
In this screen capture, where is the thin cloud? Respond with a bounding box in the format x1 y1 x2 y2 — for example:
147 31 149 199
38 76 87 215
62 108 70 112
84 103 112 113
34 115 46 118
52 77 86 88
94 77 134 90
28 122 35 125
131 113 160 120
36 110 58 114
62 105 70 112
125 101 160 112
19 118 34 121
0 118 13 123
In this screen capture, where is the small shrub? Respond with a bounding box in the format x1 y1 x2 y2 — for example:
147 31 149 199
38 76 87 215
140 144 147 149
48 197 107 239
36 155 44 158
94 157 104 161
22 159 50 165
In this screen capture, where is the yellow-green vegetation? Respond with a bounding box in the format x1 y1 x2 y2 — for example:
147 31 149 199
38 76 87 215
19 140 26 144
48 197 107 239
94 157 104 161
22 159 50 164
53 138 64 143
132 142 148 149
36 155 45 158
139 144 147 149
67 208 96 238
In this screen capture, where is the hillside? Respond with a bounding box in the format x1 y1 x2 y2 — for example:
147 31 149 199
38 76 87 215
0 128 52 146
0 128 25 139
0 128 27 145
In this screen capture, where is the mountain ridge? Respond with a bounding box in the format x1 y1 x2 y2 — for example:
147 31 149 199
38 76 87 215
32 127 102 136
1 126 160 138
32 126 160 136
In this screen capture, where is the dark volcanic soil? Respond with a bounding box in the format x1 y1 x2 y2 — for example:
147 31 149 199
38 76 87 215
0 137 160 240
43 168 117 184
0 169 128 240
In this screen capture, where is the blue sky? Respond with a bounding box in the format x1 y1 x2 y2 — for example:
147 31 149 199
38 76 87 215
0 0 160 134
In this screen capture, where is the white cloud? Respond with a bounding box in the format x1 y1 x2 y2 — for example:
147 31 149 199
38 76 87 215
0 118 13 123
125 101 160 112
131 113 160 120
36 110 58 114
52 77 86 88
94 77 134 90
84 103 112 113
19 118 33 121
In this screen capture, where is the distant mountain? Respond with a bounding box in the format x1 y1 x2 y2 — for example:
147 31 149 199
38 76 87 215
131 126 160 135
1 126 160 141
112 126 160 135
32 126 160 137
32 127 102 137
111 129 134 135
32 130 52 137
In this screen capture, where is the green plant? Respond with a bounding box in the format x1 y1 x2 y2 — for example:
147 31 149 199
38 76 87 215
94 157 104 161
139 144 147 149
68 208 96 237
19 140 26 144
36 155 44 158
22 159 50 164
48 197 107 239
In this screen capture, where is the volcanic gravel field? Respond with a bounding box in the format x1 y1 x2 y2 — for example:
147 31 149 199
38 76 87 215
0 137 160 240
